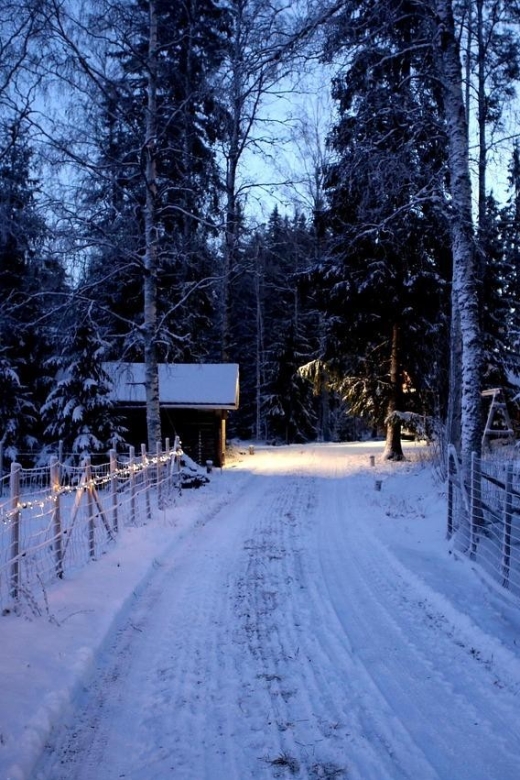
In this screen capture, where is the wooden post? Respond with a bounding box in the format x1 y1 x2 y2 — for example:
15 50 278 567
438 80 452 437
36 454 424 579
501 463 514 589
153 440 160 486
156 441 162 507
129 445 136 525
85 457 96 559
220 415 226 467
50 457 63 578
142 443 152 521
172 436 181 490
110 449 118 534
9 462 21 602
447 448 454 539
469 451 483 560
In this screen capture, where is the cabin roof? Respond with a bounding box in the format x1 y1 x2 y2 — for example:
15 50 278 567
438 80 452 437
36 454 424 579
103 362 239 410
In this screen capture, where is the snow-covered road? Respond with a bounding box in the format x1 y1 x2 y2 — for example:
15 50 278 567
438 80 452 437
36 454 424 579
31 444 520 780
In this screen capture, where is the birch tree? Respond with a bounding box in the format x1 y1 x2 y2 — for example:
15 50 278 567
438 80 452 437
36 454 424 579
219 0 346 360
141 0 161 450
432 0 483 463
219 0 299 360
44 0 229 451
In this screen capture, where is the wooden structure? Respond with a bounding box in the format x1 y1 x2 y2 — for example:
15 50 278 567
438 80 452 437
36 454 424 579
104 363 239 467
481 388 515 451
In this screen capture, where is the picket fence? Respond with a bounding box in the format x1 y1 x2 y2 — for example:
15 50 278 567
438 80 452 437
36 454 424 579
447 445 520 599
0 439 184 616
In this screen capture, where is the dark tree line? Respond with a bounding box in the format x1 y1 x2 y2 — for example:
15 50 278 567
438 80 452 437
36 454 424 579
1 0 520 467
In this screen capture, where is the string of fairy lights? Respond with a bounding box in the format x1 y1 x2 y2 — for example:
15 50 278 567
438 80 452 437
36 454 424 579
0 450 181 525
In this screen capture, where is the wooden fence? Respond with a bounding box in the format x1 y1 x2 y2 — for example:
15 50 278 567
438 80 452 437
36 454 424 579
447 445 520 597
0 439 184 616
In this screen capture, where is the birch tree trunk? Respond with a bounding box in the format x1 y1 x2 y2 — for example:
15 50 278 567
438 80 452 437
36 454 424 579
433 0 482 466
222 75 241 361
143 0 161 450
446 302 462 450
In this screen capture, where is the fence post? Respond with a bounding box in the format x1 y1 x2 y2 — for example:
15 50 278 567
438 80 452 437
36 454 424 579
469 451 483 560
110 449 118 534
141 443 152 521
156 441 162 507
501 463 514 589
50 457 63 578
129 445 136 525
447 448 454 539
0 443 3 496
173 435 182 486
85 457 96 559
9 462 21 602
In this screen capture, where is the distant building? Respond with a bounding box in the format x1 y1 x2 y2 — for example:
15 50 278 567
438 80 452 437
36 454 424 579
104 363 239 467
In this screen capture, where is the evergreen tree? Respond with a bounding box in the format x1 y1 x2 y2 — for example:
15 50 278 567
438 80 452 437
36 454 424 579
261 209 318 442
0 123 61 461
263 322 317 443
0 356 36 462
229 208 319 441
487 145 520 399
319 0 452 458
89 0 230 361
42 311 126 463
479 193 520 389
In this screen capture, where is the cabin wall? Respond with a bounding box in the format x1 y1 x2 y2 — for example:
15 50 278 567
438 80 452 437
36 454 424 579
117 407 228 467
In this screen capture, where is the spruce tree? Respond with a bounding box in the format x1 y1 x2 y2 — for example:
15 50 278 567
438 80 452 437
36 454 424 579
0 124 59 461
42 311 126 463
319 0 452 458
229 208 319 442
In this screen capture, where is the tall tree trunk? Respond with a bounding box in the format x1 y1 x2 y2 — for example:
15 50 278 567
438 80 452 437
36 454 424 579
446 301 462 449
143 0 161 451
475 0 488 321
384 322 404 461
433 0 482 468
463 0 472 127
476 0 487 230
222 116 240 361
254 238 264 440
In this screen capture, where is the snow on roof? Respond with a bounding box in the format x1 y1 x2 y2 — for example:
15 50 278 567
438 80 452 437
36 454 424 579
103 363 239 410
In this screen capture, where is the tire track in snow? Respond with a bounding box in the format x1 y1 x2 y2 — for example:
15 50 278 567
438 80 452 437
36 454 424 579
31 445 520 780
229 457 433 780
225 454 419 780
33 468 332 780
313 457 520 780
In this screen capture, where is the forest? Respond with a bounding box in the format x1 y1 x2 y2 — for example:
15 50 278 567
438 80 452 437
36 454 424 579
2 0 520 469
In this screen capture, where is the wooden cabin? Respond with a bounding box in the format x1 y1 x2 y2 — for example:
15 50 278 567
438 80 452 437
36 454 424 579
104 363 239 467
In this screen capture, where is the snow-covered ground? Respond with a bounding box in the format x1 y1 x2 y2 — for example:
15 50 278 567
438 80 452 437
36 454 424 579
3 441 520 780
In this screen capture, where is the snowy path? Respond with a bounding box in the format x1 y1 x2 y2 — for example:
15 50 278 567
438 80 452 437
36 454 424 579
31 445 520 780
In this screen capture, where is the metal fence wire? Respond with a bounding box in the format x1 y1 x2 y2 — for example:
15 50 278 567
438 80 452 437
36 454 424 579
0 441 184 616
447 446 520 599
